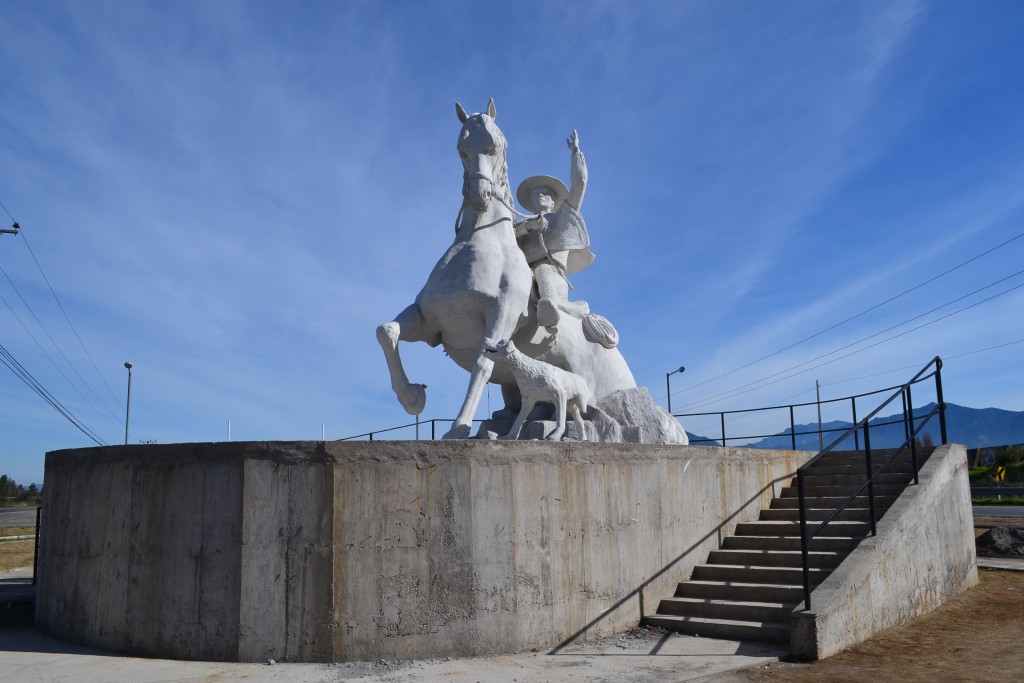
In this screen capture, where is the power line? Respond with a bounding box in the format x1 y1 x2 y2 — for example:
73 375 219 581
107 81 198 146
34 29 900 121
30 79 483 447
16 223 125 413
0 341 106 446
679 277 1024 411
0 263 123 432
2 202 152 442
0 287 122 434
818 337 1024 389
668 229 1024 403
683 266 1024 408
678 272 1024 410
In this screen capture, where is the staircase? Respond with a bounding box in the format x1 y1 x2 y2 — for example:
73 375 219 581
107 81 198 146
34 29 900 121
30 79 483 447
642 448 932 642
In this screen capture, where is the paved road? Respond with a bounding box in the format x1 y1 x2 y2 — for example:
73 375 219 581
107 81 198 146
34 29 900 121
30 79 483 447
973 505 1024 519
0 507 37 528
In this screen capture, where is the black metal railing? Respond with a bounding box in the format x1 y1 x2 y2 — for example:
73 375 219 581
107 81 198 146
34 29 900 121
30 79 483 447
675 379 942 450
796 356 946 610
340 418 486 441
345 374 943 446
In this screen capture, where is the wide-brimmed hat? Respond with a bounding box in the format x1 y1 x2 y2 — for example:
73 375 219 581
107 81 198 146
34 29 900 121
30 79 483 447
516 175 569 213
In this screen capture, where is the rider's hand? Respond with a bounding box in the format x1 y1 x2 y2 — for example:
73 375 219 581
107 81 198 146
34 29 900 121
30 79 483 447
566 129 579 151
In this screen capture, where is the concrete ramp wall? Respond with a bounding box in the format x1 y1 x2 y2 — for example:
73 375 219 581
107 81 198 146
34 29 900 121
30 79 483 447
790 443 978 659
36 440 810 662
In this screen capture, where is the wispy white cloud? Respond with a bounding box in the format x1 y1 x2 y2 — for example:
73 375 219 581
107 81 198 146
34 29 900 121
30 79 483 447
2 2 1023 484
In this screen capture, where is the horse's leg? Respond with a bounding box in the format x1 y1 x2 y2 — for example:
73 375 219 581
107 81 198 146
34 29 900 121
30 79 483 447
376 304 429 415
499 398 536 440
442 298 524 439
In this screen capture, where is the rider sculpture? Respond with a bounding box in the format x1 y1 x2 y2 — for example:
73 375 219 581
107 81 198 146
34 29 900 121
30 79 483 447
515 130 618 348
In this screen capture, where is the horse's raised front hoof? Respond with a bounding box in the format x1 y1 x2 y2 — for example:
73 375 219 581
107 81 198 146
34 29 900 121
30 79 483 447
398 383 427 416
442 423 472 439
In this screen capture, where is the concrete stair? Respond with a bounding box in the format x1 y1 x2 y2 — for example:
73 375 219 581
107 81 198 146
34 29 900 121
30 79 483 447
642 448 932 642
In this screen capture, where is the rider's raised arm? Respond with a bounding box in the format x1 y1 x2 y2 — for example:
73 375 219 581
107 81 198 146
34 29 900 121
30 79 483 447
566 129 588 210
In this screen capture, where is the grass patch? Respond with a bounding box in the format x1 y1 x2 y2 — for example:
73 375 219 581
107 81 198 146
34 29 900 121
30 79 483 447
972 497 1024 506
969 461 1024 485
0 526 35 538
0 539 34 572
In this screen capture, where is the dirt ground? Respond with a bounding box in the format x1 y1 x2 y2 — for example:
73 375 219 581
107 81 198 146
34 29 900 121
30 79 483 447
729 515 1024 683
731 569 1024 683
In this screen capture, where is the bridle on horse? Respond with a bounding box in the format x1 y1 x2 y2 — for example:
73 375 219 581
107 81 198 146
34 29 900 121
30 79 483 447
456 171 536 230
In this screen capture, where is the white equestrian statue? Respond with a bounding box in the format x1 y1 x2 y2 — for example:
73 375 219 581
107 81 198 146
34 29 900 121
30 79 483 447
376 99 635 439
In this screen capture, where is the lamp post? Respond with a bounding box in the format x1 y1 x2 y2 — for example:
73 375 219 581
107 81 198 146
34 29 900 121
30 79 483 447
666 366 685 415
124 362 133 445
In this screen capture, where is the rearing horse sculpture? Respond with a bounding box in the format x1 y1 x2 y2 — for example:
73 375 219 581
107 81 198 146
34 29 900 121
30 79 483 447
377 99 636 439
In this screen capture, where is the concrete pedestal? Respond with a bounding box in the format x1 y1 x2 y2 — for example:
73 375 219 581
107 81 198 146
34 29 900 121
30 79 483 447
36 440 810 662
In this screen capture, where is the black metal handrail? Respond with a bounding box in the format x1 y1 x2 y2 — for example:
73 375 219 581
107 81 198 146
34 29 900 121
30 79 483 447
797 356 947 610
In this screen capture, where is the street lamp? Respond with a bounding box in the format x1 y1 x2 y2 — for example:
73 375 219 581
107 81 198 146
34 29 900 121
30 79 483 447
124 362 133 445
666 366 685 415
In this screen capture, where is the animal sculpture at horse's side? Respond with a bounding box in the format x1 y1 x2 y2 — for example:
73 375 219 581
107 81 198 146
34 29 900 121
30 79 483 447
376 100 636 439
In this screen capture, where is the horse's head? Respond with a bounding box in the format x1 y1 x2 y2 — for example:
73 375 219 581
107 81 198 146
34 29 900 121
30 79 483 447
456 99 510 212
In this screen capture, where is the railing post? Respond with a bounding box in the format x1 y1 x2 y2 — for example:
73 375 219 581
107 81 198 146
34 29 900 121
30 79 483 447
816 380 823 451
851 397 859 450
32 505 41 586
901 390 910 444
907 385 919 485
790 405 796 450
431 419 436 441
864 425 876 536
935 358 948 445
369 432 373 441
720 413 727 448
798 471 811 610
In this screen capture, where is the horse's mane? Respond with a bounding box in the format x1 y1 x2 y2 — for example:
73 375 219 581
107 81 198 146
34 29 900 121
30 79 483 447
492 126 514 210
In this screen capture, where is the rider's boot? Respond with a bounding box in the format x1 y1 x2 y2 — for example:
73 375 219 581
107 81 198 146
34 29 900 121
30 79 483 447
537 296 560 332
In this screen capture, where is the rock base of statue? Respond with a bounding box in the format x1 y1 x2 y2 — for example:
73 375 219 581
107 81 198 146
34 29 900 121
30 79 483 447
475 386 688 445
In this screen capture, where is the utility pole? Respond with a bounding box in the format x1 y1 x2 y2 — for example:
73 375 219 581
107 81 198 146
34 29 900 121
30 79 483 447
124 362 133 445
666 366 686 414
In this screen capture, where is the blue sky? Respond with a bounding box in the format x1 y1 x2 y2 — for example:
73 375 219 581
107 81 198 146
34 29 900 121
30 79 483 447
2 1 1023 484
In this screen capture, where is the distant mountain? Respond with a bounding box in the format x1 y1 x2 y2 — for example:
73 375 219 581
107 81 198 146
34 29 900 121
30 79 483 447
737 403 1024 451
686 431 722 447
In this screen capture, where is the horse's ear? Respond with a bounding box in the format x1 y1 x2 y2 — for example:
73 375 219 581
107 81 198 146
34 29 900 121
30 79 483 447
455 102 469 123
487 98 496 119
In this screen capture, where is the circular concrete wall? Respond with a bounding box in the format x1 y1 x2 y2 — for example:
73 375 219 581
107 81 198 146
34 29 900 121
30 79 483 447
36 440 805 662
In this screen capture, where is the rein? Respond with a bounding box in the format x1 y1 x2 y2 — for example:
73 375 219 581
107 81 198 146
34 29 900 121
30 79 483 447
455 167 527 233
